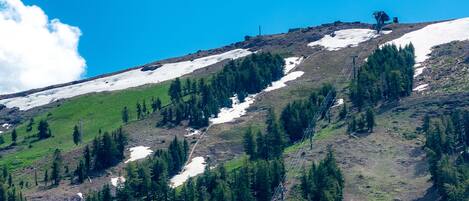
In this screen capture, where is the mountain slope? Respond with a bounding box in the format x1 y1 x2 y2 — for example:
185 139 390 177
1 18 469 200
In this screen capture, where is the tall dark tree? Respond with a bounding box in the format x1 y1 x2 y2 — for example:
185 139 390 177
169 78 183 103
72 125 81 145
11 129 17 146
366 108 375 132
243 128 256 159
37 120 52 139
122 106 129 123
51 149 63 186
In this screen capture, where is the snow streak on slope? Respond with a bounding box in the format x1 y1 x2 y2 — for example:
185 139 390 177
413 84 428 92
170 157 206 188
210 57 304 125
308 29 391 51
209 94 256 125
0 49 252 110
385 18 469 77
264 71 304 92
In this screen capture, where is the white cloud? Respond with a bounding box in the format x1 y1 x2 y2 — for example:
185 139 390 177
0 0 85 94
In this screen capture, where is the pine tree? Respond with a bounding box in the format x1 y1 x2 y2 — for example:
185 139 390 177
11 129 17 146
43 170 48 186
26 118 34 132
72 125 81 145
136 102 143 120
122 106 129 123
339 103 348 120
34 169 38 186
169 78 182 103
75 160 86 183
243 128 256 159
366 108 375 132
37 120 51 139
84 145 92 173
51 149 62 185
266 109 285 159
0 183 6 201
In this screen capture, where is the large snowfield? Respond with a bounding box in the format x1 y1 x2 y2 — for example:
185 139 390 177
170 156 206 188
385 17 469 77
308 29 391 51
0 49 252 110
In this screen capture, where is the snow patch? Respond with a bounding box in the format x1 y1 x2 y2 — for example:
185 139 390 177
413 84 429 92
170 157 206 188
110 176 126 187
0 49 252 110
308 29 391 51
185 128 201 137
385 18 469 77
284 57 304 73
1 123 10 129
77 192 83 200
124 146 153 163
332 98 344 108
264 71 304 92
210 94 256 125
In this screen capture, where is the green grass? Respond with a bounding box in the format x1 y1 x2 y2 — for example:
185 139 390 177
284 123 341 154
224 154 248 172
0 82 171 171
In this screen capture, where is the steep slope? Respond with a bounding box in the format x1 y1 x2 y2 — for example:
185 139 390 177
2 18 469 201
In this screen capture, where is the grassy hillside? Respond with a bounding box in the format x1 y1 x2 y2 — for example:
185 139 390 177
0 82 171 170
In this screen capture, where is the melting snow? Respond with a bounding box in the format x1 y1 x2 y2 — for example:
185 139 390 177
385 18 469 77
284 57 304 73
170 157 206 188
413 84 429 92
77 192 83 200
110 176 126 187
308 29 391 51
210 57 304 124
332 98 344 108
264 71 304 92
0 49 252 111
185 128 201 137
124 146 153 163
210 95 256 125
1 123 10 129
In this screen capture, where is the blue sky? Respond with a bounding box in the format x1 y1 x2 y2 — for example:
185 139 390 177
22 0 469 78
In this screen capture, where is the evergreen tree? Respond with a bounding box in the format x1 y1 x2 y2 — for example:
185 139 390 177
366 108 376 132
339 103 348 120
169 78 182 103
72 125 81 145
122 106 129 123
10 129 17 146
84 145 92 173
26 118 34 132
51 149 62 185
136 102 143 120
243 128 256 159
37 120 51 139
265 109 285 159
43 170 48 186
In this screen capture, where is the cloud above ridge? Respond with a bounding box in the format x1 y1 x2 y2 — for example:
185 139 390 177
0 0 86 94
